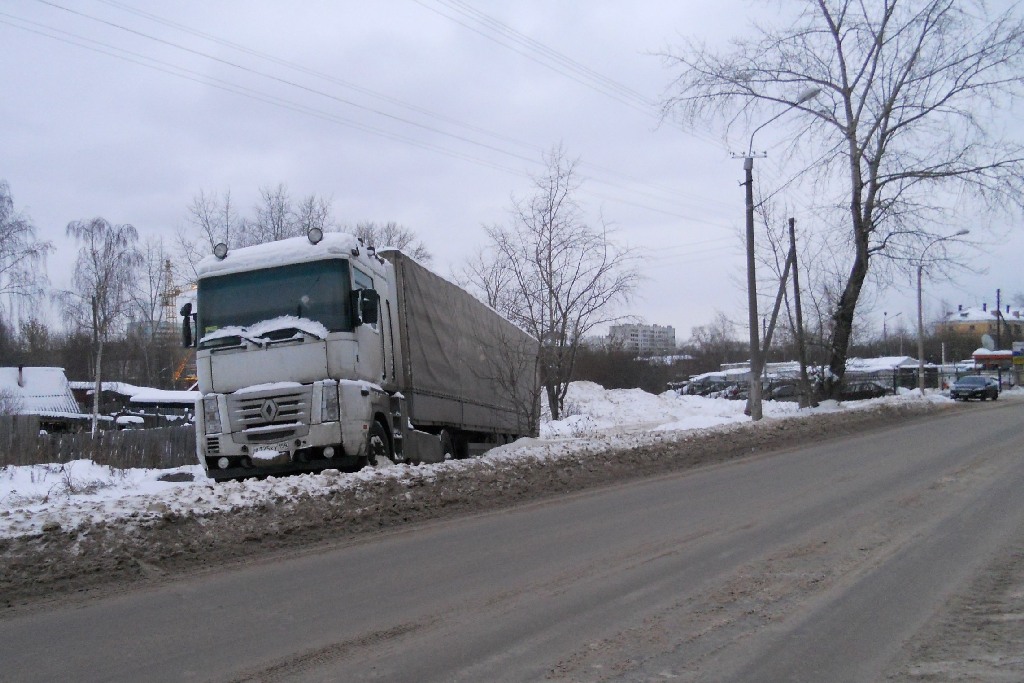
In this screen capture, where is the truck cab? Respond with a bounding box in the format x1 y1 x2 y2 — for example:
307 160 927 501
187 232 401 480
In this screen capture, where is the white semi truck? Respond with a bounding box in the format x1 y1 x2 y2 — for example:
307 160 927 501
183 231 539 482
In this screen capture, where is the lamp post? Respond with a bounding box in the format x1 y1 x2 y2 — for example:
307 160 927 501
883 311 902 355
741 87 820 420
916 229 970 393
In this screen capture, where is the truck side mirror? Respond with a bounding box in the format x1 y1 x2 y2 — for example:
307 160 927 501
350 289 379 326
361 290 379 325
180 302 194 348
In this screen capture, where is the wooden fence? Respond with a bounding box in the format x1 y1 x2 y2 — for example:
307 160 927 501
0 416 198 469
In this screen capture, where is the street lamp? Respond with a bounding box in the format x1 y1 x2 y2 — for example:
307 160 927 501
883 310 903 354
741 87 820 420
917 229 970 393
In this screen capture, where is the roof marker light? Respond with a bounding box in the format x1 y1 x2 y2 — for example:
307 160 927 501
213 243 228 259
307 227 323 245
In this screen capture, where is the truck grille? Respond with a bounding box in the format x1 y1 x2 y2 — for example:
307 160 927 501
227 387 312 443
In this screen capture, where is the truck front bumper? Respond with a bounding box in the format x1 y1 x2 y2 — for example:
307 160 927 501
201 422 352 479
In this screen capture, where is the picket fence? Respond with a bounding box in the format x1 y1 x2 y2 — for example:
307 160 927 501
0 416 198 469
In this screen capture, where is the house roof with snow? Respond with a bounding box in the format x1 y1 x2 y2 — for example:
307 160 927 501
0 367 83 416
972 348 1013 359
845 356 922 371
69 380 142 397
944 306 1023 323
68 381 199 405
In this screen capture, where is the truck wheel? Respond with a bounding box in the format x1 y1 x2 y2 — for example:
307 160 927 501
366 420 391 467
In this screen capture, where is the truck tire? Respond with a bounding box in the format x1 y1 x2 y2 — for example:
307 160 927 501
365 420 391 467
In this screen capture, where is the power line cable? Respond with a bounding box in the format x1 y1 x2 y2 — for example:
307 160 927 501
93 0 728 212
437 0 655 108
411 0 652 116
31 0 551 167
11 2 733 224
0 13 532 177
417 0 728 151
92 0 537 154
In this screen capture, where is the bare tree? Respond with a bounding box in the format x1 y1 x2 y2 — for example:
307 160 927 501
17 318 54 367
249 183 301 245
295 194 335 236
58 218 142 435
466 146 640 419
178 186 341 286
0 388 22 416
353 221 432 263
177 189 243 285
662 0 1024 397
0 181 52 324
687 311 748 372
129 237 177 386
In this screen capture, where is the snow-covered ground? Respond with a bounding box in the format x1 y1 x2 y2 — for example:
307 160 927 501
0 381 1002 539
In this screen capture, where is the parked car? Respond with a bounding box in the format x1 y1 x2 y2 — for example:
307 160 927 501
840 381 890 401
949 375 999 401
684 378 738 397
767 383 800 401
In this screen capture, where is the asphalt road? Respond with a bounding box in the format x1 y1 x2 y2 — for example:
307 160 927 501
3 401 1023 682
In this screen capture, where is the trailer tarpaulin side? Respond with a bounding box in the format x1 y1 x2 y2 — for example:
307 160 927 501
383 250 538 436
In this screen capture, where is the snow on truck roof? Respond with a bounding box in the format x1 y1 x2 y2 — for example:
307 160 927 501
195 233 373 278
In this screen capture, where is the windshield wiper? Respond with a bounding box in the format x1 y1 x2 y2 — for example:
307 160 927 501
200 332 269 350
255 327 323 344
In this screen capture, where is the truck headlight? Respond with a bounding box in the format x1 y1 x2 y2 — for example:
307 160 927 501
203 396 222 433
321 383 340 422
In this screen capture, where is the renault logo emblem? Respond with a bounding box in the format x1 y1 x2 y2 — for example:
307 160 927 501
260 399 279 422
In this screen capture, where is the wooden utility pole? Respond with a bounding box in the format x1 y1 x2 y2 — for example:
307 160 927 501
789 218 815 407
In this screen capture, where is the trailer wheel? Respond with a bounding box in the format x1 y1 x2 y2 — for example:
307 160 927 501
365 420 391 467
439 429 455 459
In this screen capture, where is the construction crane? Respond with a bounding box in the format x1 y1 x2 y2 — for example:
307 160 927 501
162 259 197 387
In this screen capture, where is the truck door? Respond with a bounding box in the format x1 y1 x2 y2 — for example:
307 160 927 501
353 267 385 383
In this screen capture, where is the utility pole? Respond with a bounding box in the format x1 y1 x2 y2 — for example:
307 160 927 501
915 230 969 392
760 232 794 365
789 218 814 407
997 288 1003 387
742 155 763 420
883 312 889 354
734 87 821 421
996 288 1002 350
917 264 925 393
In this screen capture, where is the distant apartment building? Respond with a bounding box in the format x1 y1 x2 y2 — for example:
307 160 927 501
608 323 676 355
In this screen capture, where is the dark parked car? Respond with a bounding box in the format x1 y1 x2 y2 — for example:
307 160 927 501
949 375 999 401
840 381 890 401
768 383 800 401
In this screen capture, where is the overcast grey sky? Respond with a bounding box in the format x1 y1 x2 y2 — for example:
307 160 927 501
2 0 1020 344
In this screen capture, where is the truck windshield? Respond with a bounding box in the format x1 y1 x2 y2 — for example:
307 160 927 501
197 259 352 337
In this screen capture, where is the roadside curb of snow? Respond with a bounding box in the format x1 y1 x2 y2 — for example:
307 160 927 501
0 400 947 609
